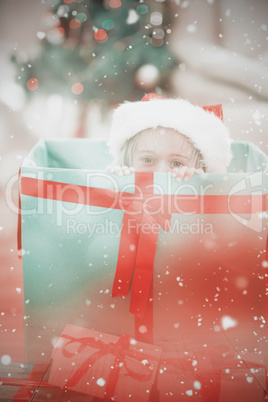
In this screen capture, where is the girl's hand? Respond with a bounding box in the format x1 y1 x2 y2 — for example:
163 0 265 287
106 165 136 176
171 166 204 182
107 165 204 180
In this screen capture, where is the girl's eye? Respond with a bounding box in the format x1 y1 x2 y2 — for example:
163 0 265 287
143 157 154 164
171 161 183 168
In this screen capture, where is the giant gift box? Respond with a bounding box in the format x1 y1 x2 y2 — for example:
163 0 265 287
19 138 268 396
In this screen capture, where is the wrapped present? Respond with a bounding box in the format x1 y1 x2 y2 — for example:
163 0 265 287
0 362 48 401
18 139 268 364
157 344 267 401
0 362 95 401
48 324 162 401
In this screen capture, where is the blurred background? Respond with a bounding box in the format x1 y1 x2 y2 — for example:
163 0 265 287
0 0 267 362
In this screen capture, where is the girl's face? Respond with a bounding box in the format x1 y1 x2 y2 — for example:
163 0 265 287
132 127 198 172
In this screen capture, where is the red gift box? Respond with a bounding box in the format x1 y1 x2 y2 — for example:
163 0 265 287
0 363 49 401
0 362 96 401
157 344 267 401
48 324 162 401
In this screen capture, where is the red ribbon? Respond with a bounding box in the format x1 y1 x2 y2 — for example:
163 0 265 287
160 344 266 402
111 179 172 319
17 171 268 322
58 333 159 398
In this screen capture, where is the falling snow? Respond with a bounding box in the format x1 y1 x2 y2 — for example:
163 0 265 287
221 316 238 330
0 2 268 401
96 378 106 387
1 355 11 365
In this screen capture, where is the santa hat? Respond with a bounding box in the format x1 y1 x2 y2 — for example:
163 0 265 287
108 93 232 173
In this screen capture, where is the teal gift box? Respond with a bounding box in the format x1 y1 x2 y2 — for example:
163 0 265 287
19 139 268 369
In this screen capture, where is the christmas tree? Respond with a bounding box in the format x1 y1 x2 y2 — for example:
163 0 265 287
12 0 177 104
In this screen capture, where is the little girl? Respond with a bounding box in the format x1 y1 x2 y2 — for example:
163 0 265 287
107 93 232 180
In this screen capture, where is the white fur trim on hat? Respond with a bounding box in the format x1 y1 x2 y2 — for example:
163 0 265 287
108 97 232 173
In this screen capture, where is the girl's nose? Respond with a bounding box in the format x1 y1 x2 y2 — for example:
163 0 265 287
156 161 171 172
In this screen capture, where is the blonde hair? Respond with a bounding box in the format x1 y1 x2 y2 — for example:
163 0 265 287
115 129 206 171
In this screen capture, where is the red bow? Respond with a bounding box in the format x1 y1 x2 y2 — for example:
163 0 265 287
59 333 159 399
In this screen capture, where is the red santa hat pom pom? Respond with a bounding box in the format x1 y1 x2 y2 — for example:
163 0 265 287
108 93 232 173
